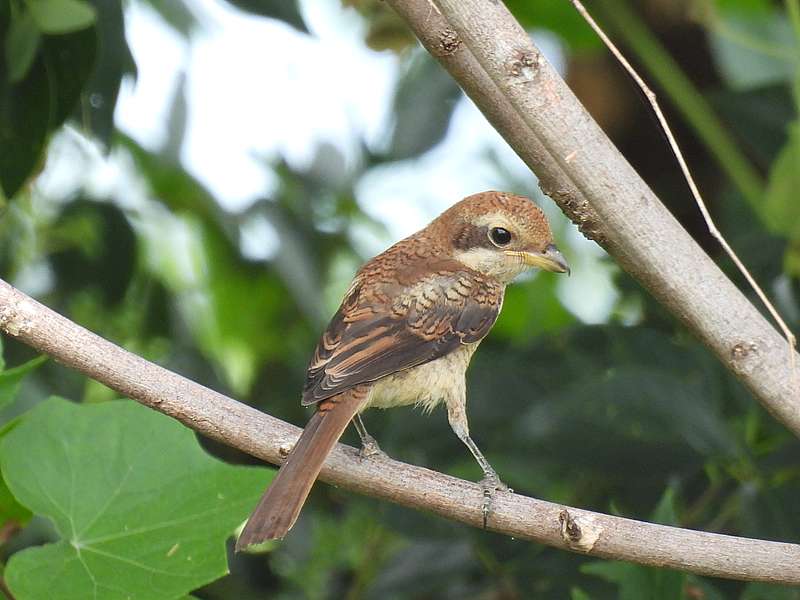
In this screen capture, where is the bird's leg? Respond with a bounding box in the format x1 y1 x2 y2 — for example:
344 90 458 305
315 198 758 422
459 433 511 528
446 402 510 529
352 413 384 459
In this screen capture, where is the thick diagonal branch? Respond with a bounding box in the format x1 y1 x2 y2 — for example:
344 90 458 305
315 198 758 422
1 279 799 583
385 0 800 435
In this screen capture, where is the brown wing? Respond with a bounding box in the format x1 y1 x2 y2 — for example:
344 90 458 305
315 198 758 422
301 261 503 405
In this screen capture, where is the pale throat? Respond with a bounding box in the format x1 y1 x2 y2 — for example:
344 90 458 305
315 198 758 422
453 247 529 284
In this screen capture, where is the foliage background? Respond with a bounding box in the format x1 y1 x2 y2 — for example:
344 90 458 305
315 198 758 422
1 0 800 598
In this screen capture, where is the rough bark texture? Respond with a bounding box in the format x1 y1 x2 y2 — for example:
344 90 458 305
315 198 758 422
1 278 799 584
385 0 800 435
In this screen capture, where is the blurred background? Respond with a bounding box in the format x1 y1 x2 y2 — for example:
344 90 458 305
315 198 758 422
1 0 800 598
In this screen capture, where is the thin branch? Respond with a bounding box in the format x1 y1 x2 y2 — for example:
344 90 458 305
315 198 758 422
593 0 765 208
385 0 800 436
567 0 797 394
1 279 799 583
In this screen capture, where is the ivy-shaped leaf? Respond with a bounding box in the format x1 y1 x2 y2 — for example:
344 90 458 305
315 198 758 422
1 398 272 600
0 345 44 536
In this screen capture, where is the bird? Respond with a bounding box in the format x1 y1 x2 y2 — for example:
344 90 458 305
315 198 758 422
236 190 569 551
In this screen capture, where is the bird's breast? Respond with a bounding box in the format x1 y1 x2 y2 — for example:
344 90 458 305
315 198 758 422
364 343 479 413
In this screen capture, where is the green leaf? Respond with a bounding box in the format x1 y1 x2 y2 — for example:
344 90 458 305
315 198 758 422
139 0 196 37
492 271 575 341
650 487 678 527
221 0 307 33
0 355 47 411
198 224 296 393
0 20 95 198
77 0 136 144
581 561 651 600
387 51 461 160
570 587 592 600
581 560 686 600
742 581 800 599
2 398 272 600
25 0 96 34
520 365 740 463
5 10 41 83
50 200 136 306
120 135 307 394
714 0 773 12
41 27 97 127
708 9 798 90
712 85 796 168
0 470 32 530
0 399 33 545
0 46 50 199
762 120 800 240
505 0 602 51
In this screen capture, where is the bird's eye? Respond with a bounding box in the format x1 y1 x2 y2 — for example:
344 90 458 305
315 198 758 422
489 227 512 246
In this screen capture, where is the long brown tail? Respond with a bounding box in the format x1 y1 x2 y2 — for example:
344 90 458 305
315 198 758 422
235 386 368 551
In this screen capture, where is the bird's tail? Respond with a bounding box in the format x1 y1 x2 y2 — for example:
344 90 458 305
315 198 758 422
235 385 369 551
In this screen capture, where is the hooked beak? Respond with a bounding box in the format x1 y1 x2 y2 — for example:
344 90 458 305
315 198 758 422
505 244 570 274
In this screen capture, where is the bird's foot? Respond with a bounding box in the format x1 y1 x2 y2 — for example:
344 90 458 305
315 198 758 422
358 435 386 460
479 473 512 529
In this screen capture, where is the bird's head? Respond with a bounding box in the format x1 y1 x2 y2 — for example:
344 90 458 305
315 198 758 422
434 191 569 284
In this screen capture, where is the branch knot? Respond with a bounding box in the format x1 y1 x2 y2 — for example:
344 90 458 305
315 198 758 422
506 50 540 81
559 509 602 552
0 294 33 337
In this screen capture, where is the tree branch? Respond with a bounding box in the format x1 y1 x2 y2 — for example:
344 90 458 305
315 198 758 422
1 280 799 583
384 0 800 435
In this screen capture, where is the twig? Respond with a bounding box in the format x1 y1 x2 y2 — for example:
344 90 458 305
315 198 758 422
388 0 800 435
594 0 765 208
0 278 799 583
566 0 797 390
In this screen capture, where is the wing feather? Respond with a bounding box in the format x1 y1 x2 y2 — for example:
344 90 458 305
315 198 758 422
301 261 503 405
